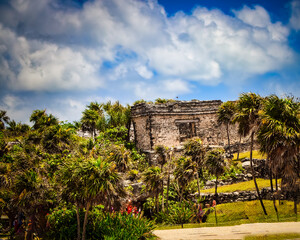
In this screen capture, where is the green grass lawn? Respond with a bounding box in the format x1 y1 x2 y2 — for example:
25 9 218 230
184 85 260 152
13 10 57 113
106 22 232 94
156 200 299 230
205 200 299 226
201 178 281 194
233 150 266 160
244 233 300 240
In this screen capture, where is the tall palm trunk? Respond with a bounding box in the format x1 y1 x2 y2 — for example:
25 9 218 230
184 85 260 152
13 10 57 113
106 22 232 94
250 132 267 215
237 135 242 161
82 201 91 240
294 193 298 221
269 169 279 221
275 174 280 205
226 123 232 159
76 202 81 240
215 178 218 203
196 171 201 202
161 183 165 212
166 173 170 213
155 190 159 213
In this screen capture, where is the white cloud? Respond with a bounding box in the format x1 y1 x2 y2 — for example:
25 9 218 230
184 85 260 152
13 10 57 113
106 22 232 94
134 78 190 100
135 64 153 79
0 24 103 91
0 0 296 105
290 0 300 31
234 5 271 28
0 94 32 124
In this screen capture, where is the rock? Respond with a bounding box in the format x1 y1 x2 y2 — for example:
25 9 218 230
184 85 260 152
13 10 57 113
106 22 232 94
242 161 251 168
205 180 215 187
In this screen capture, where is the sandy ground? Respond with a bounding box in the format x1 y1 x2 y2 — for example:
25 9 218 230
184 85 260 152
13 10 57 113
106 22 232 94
153 222 300 240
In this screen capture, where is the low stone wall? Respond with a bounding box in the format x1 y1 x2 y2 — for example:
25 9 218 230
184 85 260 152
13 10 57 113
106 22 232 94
195 188 280 204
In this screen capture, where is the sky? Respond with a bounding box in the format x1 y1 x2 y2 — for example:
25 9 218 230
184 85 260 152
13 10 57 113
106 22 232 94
0 0 299 124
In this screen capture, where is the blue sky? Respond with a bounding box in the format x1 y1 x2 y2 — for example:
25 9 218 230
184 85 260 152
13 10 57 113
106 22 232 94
0 0 299 123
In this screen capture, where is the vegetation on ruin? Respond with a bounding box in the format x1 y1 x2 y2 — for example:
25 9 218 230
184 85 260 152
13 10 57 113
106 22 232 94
0 93 299 238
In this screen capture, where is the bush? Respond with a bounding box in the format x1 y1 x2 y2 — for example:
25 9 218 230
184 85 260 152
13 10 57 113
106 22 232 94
46 207 78 240
46 206 155 240
154 201 194 227
89 211 155 240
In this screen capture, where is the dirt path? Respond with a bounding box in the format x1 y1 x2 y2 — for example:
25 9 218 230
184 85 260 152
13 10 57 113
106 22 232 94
153 222 300 240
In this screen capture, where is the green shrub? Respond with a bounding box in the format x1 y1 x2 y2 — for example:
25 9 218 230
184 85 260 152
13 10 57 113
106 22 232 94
46 206 155 240
46 207 78 240
154 201 194 227
128 169 139 181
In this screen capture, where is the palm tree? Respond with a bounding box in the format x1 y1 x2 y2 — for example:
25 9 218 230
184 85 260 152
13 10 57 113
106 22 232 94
103 101 131 130
143 166 163 212
205 148 226 202
154 145 170 212
174 157 197 203
183 138 206 201
7 120 30 137
0 110 10 130
217 101 236 159
258 95 300 216
81 108 101 139
60 157 123 240
30 109 58 130
234 92 267 215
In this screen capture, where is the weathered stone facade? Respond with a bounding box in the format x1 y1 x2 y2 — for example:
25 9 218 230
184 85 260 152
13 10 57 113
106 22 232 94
130 100 246 152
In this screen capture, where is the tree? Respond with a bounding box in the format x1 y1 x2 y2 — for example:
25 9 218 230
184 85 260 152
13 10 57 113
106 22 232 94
143 166 163 212
217 101 236 159
183 138 206 201
154 145 171 212
234 92 267 215
81 109 101 139
174 157 197 203
103 101 131 139
30 109 58 130
60 157 123 240
7 120 30 137
0 110 10 130
258 95 300 216
205 148 226 201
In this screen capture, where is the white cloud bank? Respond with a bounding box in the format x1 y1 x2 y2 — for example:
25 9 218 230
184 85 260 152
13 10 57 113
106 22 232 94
0 0 297 101
290 0 300 31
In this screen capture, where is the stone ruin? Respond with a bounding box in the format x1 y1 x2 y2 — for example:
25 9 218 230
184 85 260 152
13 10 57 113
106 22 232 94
130 100 248 152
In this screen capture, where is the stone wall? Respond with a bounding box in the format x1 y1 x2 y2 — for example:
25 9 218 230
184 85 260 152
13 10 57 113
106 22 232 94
131 100 247 151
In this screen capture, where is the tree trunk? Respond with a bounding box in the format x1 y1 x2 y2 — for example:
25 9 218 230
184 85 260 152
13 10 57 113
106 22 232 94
214 206 218 226
293 189 298 221
161 183 165 212
226 123 232 160
250 132 267 215
269 168 274 193
215 178 218 203
82 201 91 240
155 191 159 213
269 169 279 221
196 171 201 202
275 174 280 205
237 135 242 161
166 172 170 213
76 203 81 240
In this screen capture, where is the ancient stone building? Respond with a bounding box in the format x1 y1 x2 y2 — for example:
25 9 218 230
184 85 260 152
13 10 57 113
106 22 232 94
130 100 244 152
